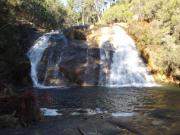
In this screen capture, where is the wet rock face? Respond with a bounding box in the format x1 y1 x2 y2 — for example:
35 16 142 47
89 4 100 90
37 34 112 86
59 46 101 86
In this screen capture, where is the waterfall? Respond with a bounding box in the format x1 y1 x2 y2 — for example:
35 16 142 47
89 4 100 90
99 25 156 87
27 31 67 88
27 25 156 88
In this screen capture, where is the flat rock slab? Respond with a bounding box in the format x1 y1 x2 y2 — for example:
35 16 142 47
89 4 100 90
1 112 180 135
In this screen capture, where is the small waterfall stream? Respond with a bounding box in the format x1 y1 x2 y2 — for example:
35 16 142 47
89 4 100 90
27 33 51 88
27 31 67 88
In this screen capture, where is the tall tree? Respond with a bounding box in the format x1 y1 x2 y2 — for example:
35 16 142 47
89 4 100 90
66 0 81 25
65 0 104 25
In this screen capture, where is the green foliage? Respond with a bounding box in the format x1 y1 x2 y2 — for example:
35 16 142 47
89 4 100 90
1 0 67 29
101 2 133 23
101 0 180 45
131 0 163 21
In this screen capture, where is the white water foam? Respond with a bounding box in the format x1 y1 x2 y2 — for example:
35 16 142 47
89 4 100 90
41 107 134 117
40 108 62 116
70 108 108 116
111 112 134 117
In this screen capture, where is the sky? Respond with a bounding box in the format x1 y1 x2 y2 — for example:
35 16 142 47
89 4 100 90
60 0 118 8
61 0 67 6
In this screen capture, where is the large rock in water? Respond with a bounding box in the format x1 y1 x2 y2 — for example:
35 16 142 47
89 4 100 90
59 44 101 86
37 30 112 86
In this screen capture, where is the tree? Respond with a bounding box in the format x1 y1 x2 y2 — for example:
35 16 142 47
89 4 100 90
65 0 104 25
82 0 104 24
65 0 81 26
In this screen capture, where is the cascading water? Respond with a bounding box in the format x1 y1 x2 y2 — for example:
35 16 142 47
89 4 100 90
27 31 67 88
99 25 156 87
